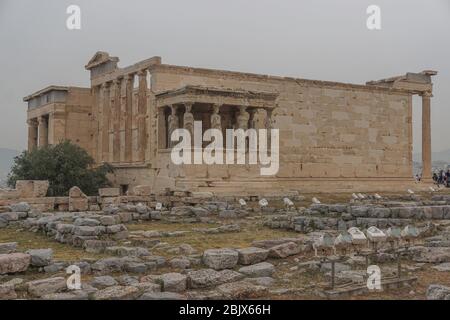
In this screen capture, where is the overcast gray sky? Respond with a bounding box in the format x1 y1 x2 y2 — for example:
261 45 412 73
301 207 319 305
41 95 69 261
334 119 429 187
0 0 449 154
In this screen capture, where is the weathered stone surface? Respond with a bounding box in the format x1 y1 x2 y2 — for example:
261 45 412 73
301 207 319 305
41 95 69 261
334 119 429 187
244 277 275 287
73 225 100 236
203 249 239 270
124 262 148 274
99 216 117 226
117 275 139 286
218 210 237 219
91 257 126 273
26 248 53 267
83 240 115 254
105 246 149 257
252 238 303 249
92 285 140 300
74 218 100 226
69 187 88 212
99 188 120 197
216 281 268 299
427 284 450 300
187 269 244 289
139 291 186 300
169 257 191 269
103 205 120 215
431 262 450 272
91 276 118 289
191 207 210 217
27 277 66 297
268 242 300 258
238 262 275 277
16 180 49 198
10 202 31 213
237 247 269 265
0 253 31 274
0 242 17 254
133 281 161 292
320 262 351 273
159 273 187 292
41 290 89 300
133 185 152 196
0 284 17 300
0 212 19 222
411 246 450 263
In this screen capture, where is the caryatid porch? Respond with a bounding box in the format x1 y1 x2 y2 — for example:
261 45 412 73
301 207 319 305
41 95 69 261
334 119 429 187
155 86 279 150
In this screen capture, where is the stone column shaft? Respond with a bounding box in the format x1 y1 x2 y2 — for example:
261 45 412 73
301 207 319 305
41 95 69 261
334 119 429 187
137 70 148 161
125 75 133 162
27 119 38 151
113 79 122 163
422 92 432 180
101 83 111 162
38 116 48 147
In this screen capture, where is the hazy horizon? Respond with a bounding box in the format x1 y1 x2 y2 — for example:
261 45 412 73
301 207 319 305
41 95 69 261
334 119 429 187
1 0 449 153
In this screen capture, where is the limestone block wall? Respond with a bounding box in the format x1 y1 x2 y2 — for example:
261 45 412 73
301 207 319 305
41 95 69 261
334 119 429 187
64 88 93 155
147 65 413 188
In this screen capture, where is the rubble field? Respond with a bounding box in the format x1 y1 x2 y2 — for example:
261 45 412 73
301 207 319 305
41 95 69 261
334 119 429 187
1 188 450 300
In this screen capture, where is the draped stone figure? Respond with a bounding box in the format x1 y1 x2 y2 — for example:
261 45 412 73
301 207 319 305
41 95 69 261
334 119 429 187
248 109 256 129
211 104 222 130
236 106 250 130
183 103 194 136
168 105 178 148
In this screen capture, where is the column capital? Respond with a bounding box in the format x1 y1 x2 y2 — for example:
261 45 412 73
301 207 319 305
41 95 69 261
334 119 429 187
212 103 221 114
238 105 248 113
101 81 111 89
138 69 147 77
421 90 433 98
27 118 38 126
169 104 178 114
125 73 135 81
184 102 194 112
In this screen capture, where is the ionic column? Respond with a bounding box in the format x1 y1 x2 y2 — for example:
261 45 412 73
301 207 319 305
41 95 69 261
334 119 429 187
421 91 432 181
27 119 38 151
112 78 122 163
91 85 100 163
183 102 194 136
137 70 148 161
168 105 179 148
124 74 134 162
101 82 111 162
38 116 48 147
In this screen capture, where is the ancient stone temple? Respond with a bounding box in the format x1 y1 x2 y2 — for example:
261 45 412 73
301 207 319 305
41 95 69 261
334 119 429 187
24 51 437 195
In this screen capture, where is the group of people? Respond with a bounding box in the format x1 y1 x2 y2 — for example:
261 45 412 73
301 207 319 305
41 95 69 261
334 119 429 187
432 169 450 187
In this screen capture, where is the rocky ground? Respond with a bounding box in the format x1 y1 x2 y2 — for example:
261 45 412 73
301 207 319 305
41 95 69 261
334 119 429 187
1 191 450 300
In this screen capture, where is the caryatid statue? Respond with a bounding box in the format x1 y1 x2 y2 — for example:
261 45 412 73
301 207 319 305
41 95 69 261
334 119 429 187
248 109 257 129
211 104 222 130
168 105 179 147
236 106 250 130
183 103 195 136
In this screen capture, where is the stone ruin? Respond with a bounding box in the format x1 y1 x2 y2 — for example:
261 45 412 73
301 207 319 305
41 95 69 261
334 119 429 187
1 184 450 300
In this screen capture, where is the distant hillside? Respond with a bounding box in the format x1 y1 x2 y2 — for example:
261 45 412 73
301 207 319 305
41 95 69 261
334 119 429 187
0 148 21 186
413 149 450 163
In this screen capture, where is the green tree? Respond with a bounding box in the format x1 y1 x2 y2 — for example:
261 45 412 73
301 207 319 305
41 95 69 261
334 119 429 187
7 141 113 196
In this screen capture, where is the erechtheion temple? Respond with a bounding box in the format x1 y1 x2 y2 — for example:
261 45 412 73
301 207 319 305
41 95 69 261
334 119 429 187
24 52 437 195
